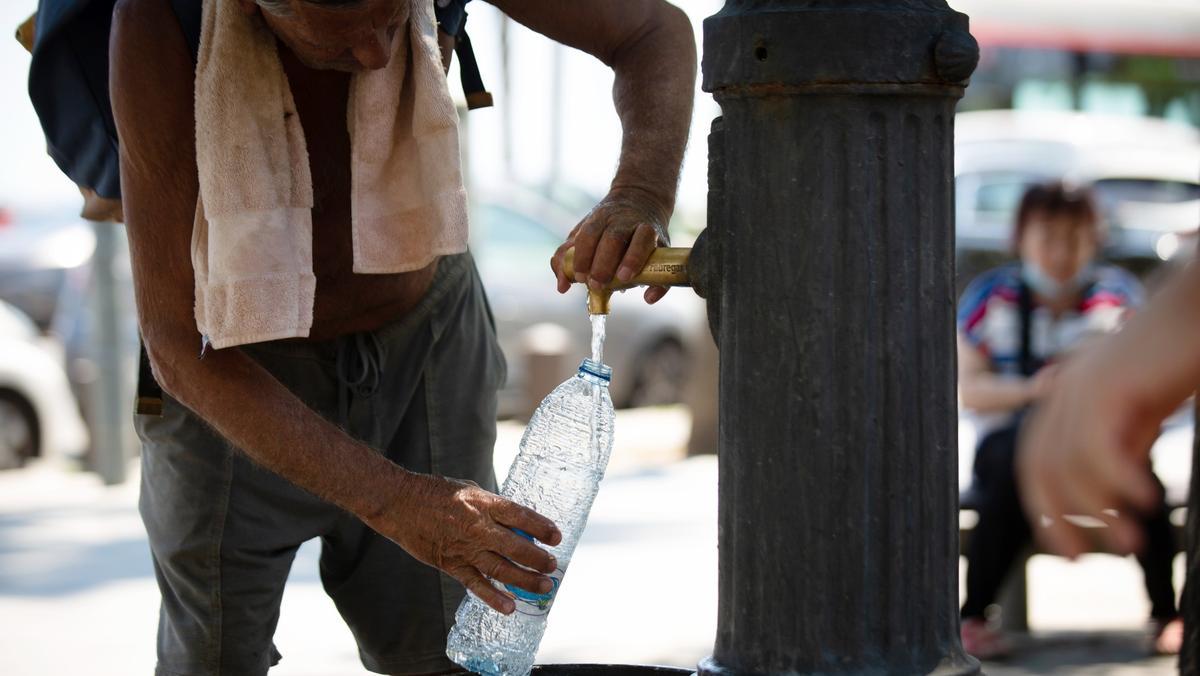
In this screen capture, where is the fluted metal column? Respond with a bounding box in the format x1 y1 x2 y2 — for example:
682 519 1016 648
697 1 979 673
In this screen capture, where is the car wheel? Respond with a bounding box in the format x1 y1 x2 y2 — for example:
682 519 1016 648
0 391 38 470
627 338 688 409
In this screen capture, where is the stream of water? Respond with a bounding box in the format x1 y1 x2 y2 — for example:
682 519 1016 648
590 313 606 364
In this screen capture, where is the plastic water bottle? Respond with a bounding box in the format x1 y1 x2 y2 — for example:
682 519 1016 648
446 357 615 676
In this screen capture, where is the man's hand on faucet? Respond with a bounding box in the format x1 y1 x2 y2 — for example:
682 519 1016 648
550 187 671 305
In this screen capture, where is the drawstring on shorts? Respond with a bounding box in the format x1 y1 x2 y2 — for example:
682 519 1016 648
335 331 386 424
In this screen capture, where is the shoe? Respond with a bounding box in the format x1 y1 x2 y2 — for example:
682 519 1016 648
961 617 1013 660
1151 617 1184 655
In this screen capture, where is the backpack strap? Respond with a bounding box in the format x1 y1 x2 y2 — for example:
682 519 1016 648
435 0 492 109
1016 278 1039 377
452 14 492 109
1017 275 1099 378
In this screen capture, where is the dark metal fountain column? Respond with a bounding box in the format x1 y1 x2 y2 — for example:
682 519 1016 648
695 2 980 673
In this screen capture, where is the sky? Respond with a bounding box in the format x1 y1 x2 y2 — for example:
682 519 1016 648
0 0 723 220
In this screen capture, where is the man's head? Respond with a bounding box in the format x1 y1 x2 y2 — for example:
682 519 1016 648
1013 181 1103 295
241 0 406 72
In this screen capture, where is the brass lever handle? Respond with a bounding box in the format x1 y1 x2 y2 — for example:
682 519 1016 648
561 247 693 314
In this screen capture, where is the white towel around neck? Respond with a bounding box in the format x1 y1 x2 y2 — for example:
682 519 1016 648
192 0 468 349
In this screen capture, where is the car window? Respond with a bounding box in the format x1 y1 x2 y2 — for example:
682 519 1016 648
473 204 565 281
973 172 1041 218
1093 179 1200 206
476 205 561 251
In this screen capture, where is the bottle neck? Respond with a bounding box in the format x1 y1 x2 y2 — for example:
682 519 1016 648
578 359 611 388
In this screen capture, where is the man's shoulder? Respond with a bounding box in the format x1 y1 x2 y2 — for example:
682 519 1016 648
110 0 194 118
113 0 169 32
110 0 198 187
112 0 192 71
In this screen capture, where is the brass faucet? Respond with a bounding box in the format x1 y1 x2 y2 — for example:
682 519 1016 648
562 246 693 314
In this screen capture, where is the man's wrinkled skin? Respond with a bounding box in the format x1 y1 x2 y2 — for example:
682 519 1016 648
551 189 672 303
1017 264 1200 558
109 0 695 617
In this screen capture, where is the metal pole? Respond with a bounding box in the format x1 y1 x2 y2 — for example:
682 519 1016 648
89 219 128 485
500 14 514 178
548 42 564 188
697 1 979 673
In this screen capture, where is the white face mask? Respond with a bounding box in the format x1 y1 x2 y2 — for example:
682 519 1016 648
1021 262 1091 301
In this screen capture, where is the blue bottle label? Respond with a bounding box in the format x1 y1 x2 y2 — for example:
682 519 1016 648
500 527 564 616
502 567 564 616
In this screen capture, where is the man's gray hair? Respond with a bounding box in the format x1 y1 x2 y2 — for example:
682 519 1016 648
255 0 292 15
255 0 365 16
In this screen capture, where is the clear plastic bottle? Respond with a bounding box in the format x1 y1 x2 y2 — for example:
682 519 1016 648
446 358 615 676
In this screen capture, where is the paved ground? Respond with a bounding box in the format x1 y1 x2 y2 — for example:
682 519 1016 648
0 406 1187 674
983 631 1176 675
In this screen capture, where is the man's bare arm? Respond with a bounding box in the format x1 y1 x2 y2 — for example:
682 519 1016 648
487 0 697 300
110 0 558 614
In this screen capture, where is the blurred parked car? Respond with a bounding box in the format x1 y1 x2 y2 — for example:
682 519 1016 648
0 300 88 469
0 205 93 331
472 188 706 418
955 110 1200 284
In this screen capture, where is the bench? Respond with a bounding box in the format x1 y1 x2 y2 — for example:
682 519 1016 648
958 490 1187 632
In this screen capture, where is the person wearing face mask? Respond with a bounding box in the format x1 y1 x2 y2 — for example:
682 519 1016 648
956 181 1181 659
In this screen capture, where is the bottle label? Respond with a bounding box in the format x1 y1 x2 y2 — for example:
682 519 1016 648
501 567 564 616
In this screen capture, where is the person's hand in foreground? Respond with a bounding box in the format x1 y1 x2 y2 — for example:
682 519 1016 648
1017 265 1200 558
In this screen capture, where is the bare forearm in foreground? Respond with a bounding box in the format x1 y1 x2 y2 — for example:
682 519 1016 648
1017 263 1200 558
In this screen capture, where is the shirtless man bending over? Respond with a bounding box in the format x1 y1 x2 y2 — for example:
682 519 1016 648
109 0 695 673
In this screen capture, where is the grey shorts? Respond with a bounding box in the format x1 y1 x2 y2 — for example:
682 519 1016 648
135 254 503 676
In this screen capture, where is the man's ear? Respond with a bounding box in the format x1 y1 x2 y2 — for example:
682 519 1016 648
237 0 261 16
